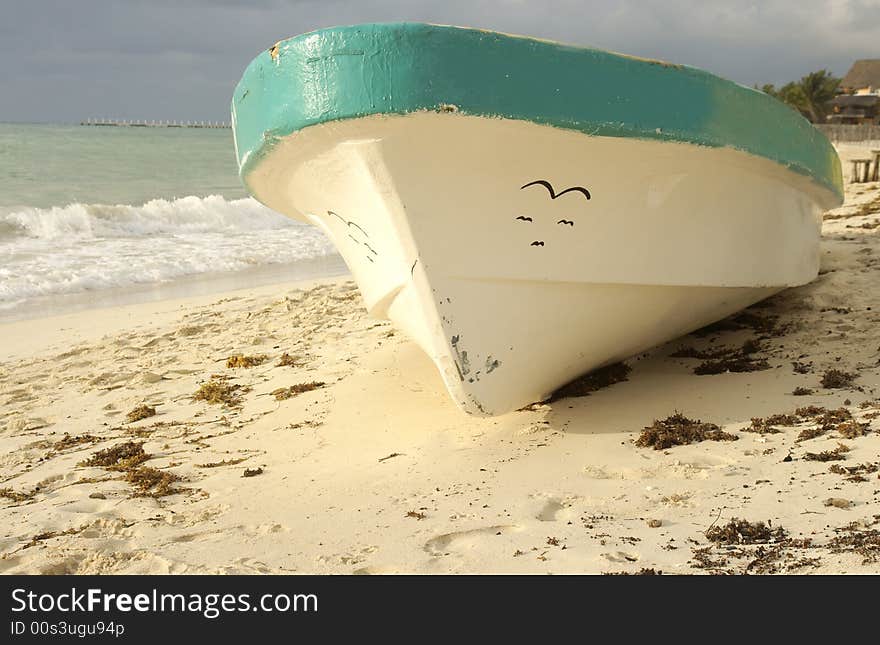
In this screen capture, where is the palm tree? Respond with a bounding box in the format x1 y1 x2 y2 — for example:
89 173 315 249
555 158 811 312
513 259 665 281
796 70 840 123
757 71 840 123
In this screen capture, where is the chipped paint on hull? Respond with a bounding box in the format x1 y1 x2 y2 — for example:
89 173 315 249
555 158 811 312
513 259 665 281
450 335 471 377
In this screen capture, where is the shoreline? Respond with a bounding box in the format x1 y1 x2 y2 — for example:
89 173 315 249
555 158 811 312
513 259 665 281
0 255 348 326
0 273 351 364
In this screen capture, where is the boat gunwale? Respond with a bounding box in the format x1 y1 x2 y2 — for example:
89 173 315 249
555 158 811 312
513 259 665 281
231 22 844 204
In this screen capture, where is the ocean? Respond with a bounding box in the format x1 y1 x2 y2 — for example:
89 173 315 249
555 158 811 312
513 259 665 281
0 123 345 321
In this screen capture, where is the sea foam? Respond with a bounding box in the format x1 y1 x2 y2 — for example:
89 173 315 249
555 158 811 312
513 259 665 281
0 195 339 305
0 195 296 240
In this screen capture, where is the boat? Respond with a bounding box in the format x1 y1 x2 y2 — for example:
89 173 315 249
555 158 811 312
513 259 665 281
231 23 843 416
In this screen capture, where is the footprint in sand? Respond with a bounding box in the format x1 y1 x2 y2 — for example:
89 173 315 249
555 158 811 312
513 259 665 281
423 525 520 556
0 555 22 573
316 545 378 567
222 558 273 574
169 531 213 544
176 325 205 337
352 565 399 575
79 518 136 539
602 551 641 563
166 522 286 545
535 495 579 522
34 550 185 575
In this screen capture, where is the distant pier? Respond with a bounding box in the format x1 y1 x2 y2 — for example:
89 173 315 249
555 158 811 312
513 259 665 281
80 119 231 128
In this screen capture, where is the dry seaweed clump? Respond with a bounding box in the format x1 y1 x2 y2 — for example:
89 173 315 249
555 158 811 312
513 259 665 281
821 369 857 389
125 466 181 497
792 387 814 396
741 405 867 443
745 414 800 435
193 378 244 406
853 194 880 218
53 433 99 450
706 519 787 545
797 425 827 442
80 442 150 471
694 355 770 375
196 457 248 469
550 363 631 401
829 524 880 564
126 404 156 423
635 413 738 450
0 487 35 503
272 381 326 400
836 420 870 439
226 354 267 369
694 309 783 338
673 339 770 375
803 443 850 462
829 462 879 482
794 407 857 442
694 340 769 375
276 353 303 367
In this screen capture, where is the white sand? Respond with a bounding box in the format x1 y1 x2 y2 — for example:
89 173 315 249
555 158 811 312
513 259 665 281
1 145 879 574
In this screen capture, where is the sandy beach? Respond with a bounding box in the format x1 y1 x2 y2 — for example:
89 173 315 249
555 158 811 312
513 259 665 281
1 144 878 575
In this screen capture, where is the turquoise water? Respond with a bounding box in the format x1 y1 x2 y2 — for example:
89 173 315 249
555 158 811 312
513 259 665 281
0 123 344 319
0 124 246 208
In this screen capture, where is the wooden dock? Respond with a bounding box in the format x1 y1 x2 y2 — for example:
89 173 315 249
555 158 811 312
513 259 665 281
80 119 230 128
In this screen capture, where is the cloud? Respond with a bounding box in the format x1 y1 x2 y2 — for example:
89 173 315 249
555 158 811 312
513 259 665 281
0 0 877 122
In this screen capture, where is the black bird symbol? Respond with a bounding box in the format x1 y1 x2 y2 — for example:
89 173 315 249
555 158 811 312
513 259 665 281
557 219 575 226
515 215 533 222
521 179 591 200
530 241 545 247
328 210 369 237
329 210 377 262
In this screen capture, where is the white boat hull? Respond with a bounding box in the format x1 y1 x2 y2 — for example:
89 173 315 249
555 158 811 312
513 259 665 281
244 113 830 415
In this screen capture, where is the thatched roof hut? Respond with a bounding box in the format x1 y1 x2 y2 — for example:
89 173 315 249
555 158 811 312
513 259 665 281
840 59 880 93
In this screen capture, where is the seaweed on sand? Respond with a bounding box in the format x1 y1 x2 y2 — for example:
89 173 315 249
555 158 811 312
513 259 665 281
705 518 787 545
674 339 770 375
196 458 248 469
635 413 738 450
126 405 156 423
276 353 303 367
80 442 150 471
193 378 244 406
226 354 267 369
829 523 880 564
53 433 100 450
829 462 879 482
745 414 800 435
0 488 35 503
803 443 850 462
820 369 857 389
125 466 182 497
836 420 870 439
549 363 631 401
272 382 326 400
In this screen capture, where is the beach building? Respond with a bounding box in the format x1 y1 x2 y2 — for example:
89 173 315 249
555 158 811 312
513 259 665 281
829 59 880 124
839 59 880 94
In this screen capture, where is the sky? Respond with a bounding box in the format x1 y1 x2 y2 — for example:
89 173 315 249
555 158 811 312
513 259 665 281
0 0 878 123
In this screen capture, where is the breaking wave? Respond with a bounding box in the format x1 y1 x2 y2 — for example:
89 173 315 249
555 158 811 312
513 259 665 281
0 195 339 305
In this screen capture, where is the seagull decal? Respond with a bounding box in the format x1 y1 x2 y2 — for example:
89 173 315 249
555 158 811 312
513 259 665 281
521 179 591 201
328 210 377 263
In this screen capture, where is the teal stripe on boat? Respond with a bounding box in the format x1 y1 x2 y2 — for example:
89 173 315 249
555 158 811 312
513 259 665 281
232 22 843 201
